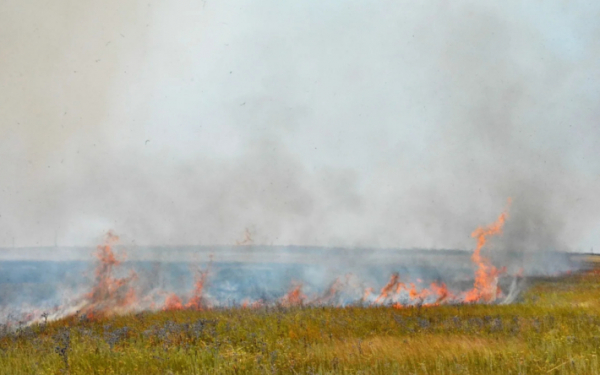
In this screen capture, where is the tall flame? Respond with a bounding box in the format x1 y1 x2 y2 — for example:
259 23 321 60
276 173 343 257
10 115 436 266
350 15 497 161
464 202 510 303
81 232 137 318
163 263 211 311
21 202 516 324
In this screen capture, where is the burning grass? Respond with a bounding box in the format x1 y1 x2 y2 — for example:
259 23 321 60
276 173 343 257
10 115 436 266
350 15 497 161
1 265 600 374
1 205 594 373
30 205 517 323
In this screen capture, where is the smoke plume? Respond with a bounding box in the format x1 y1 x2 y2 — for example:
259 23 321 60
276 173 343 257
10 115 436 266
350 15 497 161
1 0 599 255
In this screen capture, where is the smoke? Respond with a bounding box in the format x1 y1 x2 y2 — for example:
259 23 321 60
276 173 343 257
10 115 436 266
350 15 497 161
1 0 599 254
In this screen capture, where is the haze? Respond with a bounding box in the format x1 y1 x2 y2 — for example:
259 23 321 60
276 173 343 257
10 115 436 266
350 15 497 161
1 0 599 252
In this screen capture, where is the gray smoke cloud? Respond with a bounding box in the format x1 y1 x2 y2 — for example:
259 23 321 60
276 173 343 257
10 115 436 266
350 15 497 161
1 0 599 254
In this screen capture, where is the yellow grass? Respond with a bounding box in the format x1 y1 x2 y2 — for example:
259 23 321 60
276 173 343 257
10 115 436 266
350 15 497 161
1 263 600 374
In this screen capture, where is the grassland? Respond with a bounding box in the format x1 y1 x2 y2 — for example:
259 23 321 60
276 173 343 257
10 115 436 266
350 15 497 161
1 261 600 374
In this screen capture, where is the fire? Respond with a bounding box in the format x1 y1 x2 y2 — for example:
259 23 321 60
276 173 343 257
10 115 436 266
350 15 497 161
408 283 430 302
82 232 214 316
80 232 137 318
371 275 453 307
185 268 209 310
21 202 516 323
374 273 404 304
314 277 342 305
366 203 511 308
430 282 451 304
164 294 184 310
162 264 211 311
280 283 306 306
464 205 510 303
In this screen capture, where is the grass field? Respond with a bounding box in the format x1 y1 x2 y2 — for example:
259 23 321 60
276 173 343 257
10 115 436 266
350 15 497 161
1 259 599 374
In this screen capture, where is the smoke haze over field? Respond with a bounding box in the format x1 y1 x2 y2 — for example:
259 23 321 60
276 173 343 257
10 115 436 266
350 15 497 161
1 1 600 251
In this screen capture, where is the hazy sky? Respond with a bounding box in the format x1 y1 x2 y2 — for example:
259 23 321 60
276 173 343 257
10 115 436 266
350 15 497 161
1 0 599 250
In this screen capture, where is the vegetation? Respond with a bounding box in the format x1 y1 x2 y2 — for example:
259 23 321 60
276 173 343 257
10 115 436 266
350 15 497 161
1 260 600 374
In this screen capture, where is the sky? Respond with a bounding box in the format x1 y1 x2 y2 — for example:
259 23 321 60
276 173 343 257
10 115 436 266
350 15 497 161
0 0 599 251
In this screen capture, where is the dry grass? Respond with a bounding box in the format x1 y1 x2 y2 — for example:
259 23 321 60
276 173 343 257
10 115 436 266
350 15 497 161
1 263 600 374
309 334 525 364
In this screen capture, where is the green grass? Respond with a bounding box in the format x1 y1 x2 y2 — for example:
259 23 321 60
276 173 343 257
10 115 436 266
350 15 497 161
2 266 600 374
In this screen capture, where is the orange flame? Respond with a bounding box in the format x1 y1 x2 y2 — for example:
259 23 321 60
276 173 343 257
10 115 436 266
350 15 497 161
81 232 137 318
430 282 452 304
185 268 209 310
368 203 510 308
41 202 513 322
162 263 211 311
314 277 342 305
163 294 184 310
464 204 510 303
375 273 404 304
280 283 306 306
